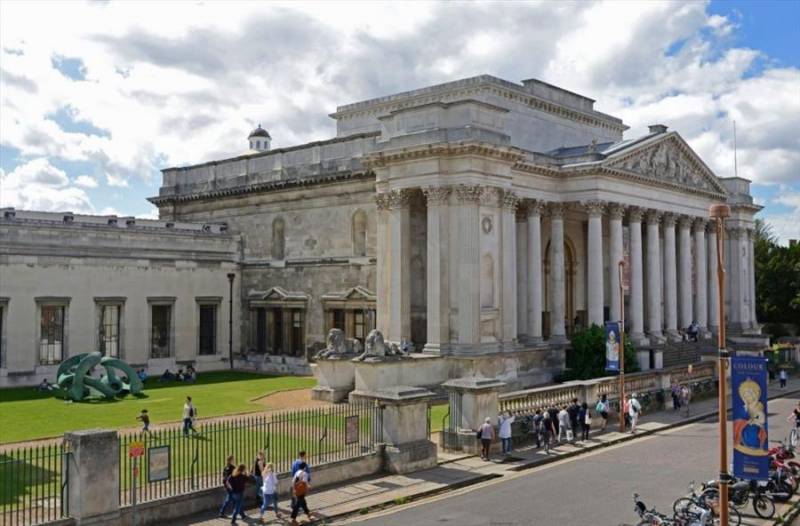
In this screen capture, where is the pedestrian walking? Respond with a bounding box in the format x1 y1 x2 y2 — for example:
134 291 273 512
557 405 572 442
670 382 681 411
680 385 692 417
259 462 280 520
628 394 642 434
532 409 544 448
580 402 591 441
290 451 312 509
540 410 555 453
478 417 495 460
290 462 312 526
227 464 250 525
780 368 788 389
548 405 560 436
252 450 266 505
218 455 235 518
137 409 150 433
568 398 580 442
182 396 198 437
595 395 609 431
498 411 515 456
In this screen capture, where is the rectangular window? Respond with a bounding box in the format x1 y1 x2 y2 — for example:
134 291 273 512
291 309 304 356
99 305 121 357
151 304 172 358
254 308 267 353
199 305 217 355
268 309 283 355
40 305 65 365
332 309 345 331
354 310 366 343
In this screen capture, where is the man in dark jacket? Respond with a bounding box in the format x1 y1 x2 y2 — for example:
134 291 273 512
218 455 236 518
567 398 580 443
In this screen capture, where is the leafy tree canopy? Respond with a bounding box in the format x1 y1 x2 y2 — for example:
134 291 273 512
754 219 800 327
560 324 640 381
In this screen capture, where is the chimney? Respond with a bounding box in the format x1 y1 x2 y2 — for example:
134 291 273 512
648 124 668 134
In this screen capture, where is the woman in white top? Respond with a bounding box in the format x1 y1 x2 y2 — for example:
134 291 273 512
259 462 280 519
498 412 515 456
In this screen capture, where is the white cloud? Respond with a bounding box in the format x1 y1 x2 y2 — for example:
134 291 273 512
74 175 98 188
0 158 93 213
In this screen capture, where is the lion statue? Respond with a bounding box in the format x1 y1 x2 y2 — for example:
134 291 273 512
353 329 407 361
314 328 349 359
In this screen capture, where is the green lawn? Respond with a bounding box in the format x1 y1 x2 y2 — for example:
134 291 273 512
430 403 448 432
0 371 316 443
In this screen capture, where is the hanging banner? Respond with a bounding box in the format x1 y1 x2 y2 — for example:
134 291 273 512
605 321 620 372
732 356 769 480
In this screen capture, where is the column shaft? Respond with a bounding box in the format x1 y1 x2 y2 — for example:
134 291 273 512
586 201 606 326
501 192 519 346
608 205 625 323
748 229 758 329
456 185 482 347
694 220 708 333
646 210 663 340
516 218 528 340
663 215 679 338
387 189 412 343
549 204 567 342
423 187 451 353
375 194 390 335
527 202 545 341
678 217 694 329
629 209 645 342
707 224 719 333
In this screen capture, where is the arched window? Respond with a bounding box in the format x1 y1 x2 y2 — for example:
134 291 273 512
352 209 367 256
271 217 286 260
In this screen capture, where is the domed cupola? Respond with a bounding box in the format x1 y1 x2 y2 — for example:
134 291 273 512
248 124 271 152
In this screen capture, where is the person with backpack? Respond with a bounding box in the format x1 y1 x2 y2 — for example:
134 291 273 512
252 450 266 505
497 411 515 457
580 402 591 441
531 409 544 449
227 464 251 525
290 462 312 526
567 398 580 442
218 455 236 518
595 395 609 431
478 417 495 460
628 393 642 434
182 396 198 437
290 451 311 509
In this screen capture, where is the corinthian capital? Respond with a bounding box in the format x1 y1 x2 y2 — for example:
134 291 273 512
527 199 547 217
455 184 483 204
548 202 567 218
662 213 677 228
627 207 645 222
646 209 662 225
387 188 413 209
374 193 390 211
693 218 708 232
678 215 694 230
584 200 607 218
607 203 626 220
422 186 452 206
502 191 520 211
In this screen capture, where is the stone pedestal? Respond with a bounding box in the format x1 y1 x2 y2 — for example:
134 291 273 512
310 358 356 402
363 386 437 474
636 350 650 371
442 377 506 455
65 429 121 525
349 355 446 402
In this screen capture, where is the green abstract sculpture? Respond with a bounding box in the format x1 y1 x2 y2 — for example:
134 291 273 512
56 352 144 401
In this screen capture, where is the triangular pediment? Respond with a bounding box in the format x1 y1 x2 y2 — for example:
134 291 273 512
602 133 727 195
321 286 376 302
249 286 309 301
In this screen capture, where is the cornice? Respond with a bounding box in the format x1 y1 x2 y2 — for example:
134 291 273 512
566 165 727 201
365 141 525 168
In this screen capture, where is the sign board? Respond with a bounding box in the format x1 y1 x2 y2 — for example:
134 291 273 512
604 321 621 372
148 445 171 483
345 415 359 445
731 356 769 480
129 441 145 458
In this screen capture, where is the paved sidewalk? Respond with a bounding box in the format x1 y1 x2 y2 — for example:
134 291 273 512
179 376 800 525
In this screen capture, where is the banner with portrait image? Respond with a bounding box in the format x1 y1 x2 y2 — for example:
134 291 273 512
732 356 769 480
604 321 620 372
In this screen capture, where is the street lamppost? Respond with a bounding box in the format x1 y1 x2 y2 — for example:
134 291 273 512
227 273 235 370
710 203 731 525
618 260 626 433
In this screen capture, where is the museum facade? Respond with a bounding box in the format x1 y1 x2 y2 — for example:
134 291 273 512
0 75 761 387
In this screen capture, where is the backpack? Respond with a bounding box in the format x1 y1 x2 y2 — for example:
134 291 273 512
293 476 308 497
189 406 195 418
595 401 604 413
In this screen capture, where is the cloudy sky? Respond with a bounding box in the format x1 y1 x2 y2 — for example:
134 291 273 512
1 0 798 242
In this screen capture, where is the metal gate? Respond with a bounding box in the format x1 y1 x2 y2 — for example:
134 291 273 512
0 441 69 526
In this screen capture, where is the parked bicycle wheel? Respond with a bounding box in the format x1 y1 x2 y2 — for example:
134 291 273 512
790 428 798 449
752 494 776 519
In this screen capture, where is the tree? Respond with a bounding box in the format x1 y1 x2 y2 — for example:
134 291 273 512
754 219 800 327
560 324 640 381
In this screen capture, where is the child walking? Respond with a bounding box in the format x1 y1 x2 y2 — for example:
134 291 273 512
137 409 150 432
259 462 280 520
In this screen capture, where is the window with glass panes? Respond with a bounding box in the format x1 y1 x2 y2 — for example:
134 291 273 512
291 309 304 356
99 305 121 357
40 305 65 364
151 304 172 358
199 304 217 355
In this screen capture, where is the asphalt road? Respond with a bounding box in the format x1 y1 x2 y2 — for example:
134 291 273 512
350 396 800 526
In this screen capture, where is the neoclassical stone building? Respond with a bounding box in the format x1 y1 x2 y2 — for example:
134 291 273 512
1 75 762 387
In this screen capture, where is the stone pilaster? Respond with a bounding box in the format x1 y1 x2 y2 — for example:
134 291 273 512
747 228 758 330
729 226 751 331
608 203 625 324
454 185 482 350
65 430 121 524
387 188 413 344
646 209 664 342
694 219 709 337
678 215 694 330
516 210 528 341
422 186 451 354
628 207 646 344
501 191 519 347
527 200 546 342
585 200 606 327
662 213 679 340
707 220 719 334
375 193 391 335
548 202 567 343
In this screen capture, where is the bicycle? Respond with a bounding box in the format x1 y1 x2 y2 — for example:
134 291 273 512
672 482 742 526
790 427 798 449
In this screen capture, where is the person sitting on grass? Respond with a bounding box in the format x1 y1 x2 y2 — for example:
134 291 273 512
137 369 148 382
185 365 197 383
158 369 174 382
176 369 185 382
36 378 55 392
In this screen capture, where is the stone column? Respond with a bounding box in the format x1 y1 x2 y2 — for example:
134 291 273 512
387 189 412 344
586 200 606 327
733 226 751 330
527 200 546 342
678 215 694 330
516 213 528 341
608 204 625 323
442 377 506 455
628 207 646 344
748 228 758 330
369 386 438 474
455 185 482 350
646 210 664 342
375 193 390 335
422 186 451 354
707 221 719 334
65 429 121 524
548 203 567 343
501 191 519 347
662 213 679 340
694 219 708 337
